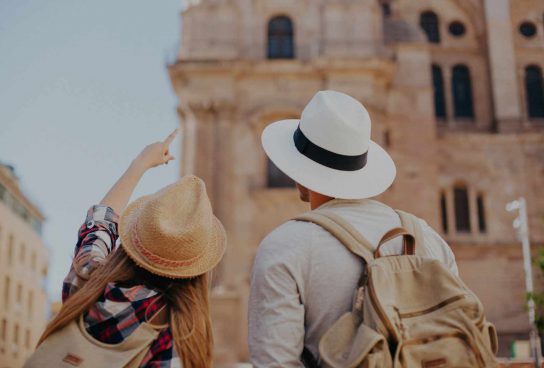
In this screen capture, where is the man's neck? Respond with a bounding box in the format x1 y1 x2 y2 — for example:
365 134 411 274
309 191 334 210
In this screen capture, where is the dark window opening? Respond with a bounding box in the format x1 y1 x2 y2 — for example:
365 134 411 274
452 65 474 118
454 186 471 233
381 3 391 18
420 11 440 43
267 158 295 188
267 16 294 59
384 130 392 148
432 64 447 119
440 192 448 234
477 194 486 233
449 21 466 37
525 65 544 118
519 21 537 38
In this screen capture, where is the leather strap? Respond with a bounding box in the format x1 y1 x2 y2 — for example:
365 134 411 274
395 210 426 257
375 227 415 258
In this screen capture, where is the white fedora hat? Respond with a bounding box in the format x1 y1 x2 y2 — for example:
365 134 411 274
261 90 396 199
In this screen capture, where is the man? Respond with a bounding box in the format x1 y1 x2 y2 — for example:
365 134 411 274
248 90 458 367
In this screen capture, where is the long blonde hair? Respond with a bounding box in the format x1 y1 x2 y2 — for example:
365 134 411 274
38 247 214 368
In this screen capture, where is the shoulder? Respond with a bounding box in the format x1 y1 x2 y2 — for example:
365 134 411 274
254 219 320 268
259 219 319 251
415 217 459 276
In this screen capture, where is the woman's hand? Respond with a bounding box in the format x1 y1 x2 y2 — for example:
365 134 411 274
134 129 178 170
99 129 179 214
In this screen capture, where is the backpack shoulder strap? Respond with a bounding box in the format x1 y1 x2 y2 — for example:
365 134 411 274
395 210 425 256
293 210 374 264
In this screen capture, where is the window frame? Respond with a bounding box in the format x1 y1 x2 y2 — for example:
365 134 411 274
452 64 475 119
453 185 471 233
267 15 295 60
524 65 544 119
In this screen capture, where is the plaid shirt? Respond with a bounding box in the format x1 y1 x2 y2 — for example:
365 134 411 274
62 205 181 368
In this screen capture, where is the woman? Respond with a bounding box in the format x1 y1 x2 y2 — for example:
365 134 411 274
35 130 226 367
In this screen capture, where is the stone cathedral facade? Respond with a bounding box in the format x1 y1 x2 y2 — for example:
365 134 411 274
168 0 544 362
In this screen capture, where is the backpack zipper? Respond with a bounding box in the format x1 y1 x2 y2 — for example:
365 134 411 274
399 295 466 319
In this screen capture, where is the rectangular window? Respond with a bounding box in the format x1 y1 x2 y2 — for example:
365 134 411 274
384 130 392 148
16 284 22 305
0 319 6 353
440 192 448 234
31 251 37 270
7 234 13 265
381 3 391 17
28 291 33 320
1 319 6 341
4 276 10 306
20 243 26 264
454 187 471 233
25 330 31 350
13 324 19 357
477 195 487 233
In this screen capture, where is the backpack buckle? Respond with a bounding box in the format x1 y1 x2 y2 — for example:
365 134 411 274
353 286 365 312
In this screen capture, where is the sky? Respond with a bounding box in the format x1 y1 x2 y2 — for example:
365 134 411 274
0 0 185 301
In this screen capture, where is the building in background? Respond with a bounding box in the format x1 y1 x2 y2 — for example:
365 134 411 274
0 163 48 367
168 0 544 362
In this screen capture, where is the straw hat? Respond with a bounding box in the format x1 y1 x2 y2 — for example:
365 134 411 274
262 90 396 199
119 175 226 279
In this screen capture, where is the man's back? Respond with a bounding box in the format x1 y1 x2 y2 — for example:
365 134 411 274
248 199 458 368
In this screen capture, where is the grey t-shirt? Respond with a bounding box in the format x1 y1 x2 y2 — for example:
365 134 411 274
248 199 458 368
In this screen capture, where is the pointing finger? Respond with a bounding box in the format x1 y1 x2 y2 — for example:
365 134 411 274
164 129 178 146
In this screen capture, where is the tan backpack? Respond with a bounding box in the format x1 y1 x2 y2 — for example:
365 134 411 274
24 305 168 368
294 209 499 368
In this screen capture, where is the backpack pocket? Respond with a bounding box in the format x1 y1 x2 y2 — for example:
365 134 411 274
393 309 498 368
319 313 392 368
395 332 484 368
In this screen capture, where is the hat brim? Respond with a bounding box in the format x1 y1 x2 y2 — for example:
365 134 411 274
119 194 227 279
262 119 396 199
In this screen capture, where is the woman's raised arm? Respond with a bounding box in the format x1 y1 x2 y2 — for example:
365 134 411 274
99 129 178 214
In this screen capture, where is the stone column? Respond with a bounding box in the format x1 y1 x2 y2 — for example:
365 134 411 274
483 0 521 132
177 107 197 176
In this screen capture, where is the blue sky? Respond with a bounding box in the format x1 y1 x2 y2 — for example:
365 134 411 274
0 0 184 300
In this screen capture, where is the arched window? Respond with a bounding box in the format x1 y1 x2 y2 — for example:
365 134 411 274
454 185 471 233
432 64 447 119
420 11 440 43
452 65 474 118
267 158 295 188
525 65 544 118
267 16 294 59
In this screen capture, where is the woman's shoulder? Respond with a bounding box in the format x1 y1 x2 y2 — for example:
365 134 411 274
84 282 168 343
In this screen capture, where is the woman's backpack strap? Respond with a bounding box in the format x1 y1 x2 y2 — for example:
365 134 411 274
293 210 374 264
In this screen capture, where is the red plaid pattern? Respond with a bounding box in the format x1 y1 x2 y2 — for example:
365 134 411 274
62 205 180 367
